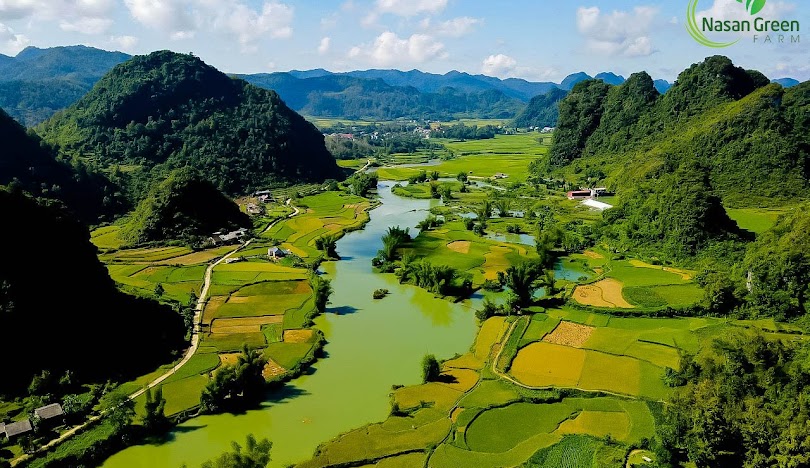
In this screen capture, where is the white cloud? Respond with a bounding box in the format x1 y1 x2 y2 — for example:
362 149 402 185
0 22 28 55
59 17 113 34
375 0 447 17
576 6 658 57
318 36 331 54
696 0 795 22
481 53 517 76
349 31 446 66
108 35 139 52
421 16 482 38
124 0 294 48
0 0 114 34
364 0 448 27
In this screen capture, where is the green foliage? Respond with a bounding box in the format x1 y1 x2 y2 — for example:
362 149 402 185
657 334 810 467
503 260 546 308
540 56 808 209
421 354 441 383
431 123 500 140
416 214 443 231
311 274 333 313
314 234 339 259
378 226 411 263
200 346 268 414
347 172 378 197
200 434 272 468
601 163 742 258
512 87 568 128
0 190 186 395
396 258 458 296
141 386 168 433
242 73 523 121
37 51 340 198
547 79 611 168
120 168 250 245
372 289 389 299
743 205 810 319
0 107 122 221
100 392 135 431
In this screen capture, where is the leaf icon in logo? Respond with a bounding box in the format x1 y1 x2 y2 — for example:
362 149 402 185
739 0 767 15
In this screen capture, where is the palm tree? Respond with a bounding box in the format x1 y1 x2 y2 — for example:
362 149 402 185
494 198 512 217
311 275 334 313
504 260 544 308
315 234 339 259
478 199 493 222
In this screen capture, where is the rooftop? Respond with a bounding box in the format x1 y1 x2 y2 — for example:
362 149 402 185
35 403 65 420
5 419 32 438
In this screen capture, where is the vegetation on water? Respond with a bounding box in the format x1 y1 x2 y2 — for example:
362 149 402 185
200 346 267 414
120 168 250 246
422 354 441 383
196 433 272 468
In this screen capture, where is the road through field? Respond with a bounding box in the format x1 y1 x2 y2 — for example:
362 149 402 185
11 201 301 467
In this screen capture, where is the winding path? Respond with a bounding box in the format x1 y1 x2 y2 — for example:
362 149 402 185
11 199 302 467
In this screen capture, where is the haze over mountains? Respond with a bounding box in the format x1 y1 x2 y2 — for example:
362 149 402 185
0 45 693 125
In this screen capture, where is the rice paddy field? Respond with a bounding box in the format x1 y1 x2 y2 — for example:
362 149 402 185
262 191 371 258
376 134 549 182
90 191 376 419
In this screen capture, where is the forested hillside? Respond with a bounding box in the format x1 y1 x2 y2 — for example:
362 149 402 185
511 88 568 128
121 168 250 245
241 73 523 120
0 46 130 126
0 106 123 221
536 55 808 257
37 50 341 198
0 189 186 394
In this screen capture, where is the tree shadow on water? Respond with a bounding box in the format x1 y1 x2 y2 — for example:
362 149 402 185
328 306 360 315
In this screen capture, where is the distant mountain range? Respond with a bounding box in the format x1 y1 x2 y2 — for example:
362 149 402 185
0 45 801 126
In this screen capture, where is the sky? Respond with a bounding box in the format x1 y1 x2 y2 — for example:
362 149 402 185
0 0 807 82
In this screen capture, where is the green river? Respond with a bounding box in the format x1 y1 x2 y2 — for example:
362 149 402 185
102 183 480 467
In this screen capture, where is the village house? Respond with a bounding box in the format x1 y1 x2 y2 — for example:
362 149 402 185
4 419 32 440
246 203 262 215
209 228 249 246
34 403 65 428
268 247 288 260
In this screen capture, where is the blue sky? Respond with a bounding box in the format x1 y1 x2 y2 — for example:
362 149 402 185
0 0 807 81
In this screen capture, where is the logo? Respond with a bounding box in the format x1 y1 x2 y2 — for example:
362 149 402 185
687 0 801 48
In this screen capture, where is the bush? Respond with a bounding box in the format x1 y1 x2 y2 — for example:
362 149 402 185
372 289 389 299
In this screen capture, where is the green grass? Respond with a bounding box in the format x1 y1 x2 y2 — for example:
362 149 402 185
726 207 786 234
608 262 688 287
299 409 451 468
520 314 561 346
162 375 209 415
162 352 220 384
27 419 118 468
465 402 576 452
457 380 521 408
524 434 625 468
263 342 315 369
203 332 266 352
90 225 124 249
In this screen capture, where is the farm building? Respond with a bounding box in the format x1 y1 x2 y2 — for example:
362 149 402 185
210 228 249 245
246 203 262 215
4 419 32 439
566 190 592 200
268 247 288 259
34 403 65 427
